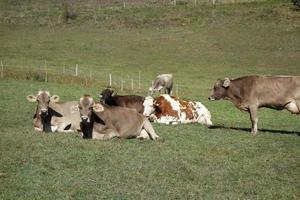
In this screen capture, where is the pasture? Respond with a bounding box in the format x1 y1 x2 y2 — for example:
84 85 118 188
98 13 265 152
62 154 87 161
1 0 300 199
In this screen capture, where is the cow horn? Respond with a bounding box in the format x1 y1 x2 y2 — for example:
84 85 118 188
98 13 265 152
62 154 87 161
223 78 231 88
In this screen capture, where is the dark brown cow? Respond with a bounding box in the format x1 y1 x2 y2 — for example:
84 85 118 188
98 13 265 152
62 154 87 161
209 75 300 135
99 88 145 114
76 95 159 140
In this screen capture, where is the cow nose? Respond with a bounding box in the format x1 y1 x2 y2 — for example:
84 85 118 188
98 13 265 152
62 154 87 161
40 109 48 115
81 116 89 122
208 96 215 101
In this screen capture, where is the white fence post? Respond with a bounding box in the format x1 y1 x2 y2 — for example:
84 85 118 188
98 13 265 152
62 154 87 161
131 79 134 90
75 64 78 76
1 60 3 78
123 1 126 8
109 74 112 86
138 71 141 89
121 79 124 91
213 0 216 5
44 60 48 82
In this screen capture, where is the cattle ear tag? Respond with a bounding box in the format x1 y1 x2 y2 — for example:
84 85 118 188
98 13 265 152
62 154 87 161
51 95 60 103
27 95 37 102
93 103 104 112
223 78 231 88
71 104 79 112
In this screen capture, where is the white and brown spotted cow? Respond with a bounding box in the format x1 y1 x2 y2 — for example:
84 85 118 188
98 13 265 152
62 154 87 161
143 94 212 126
209 75 300 135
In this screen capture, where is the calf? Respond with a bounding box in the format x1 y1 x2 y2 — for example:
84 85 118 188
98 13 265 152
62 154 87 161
77 95 159 140
149 74 173 95
27 91 80 133
209 75 300 135
99 88 145 114
143 94 212 126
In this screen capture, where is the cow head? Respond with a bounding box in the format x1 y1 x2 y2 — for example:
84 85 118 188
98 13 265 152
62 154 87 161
27 91 60 117
77 95 95 125
143 96 155 117
99 88 116 104
208 78 231 101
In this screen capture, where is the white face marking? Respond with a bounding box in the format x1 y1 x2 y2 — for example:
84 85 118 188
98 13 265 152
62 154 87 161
143 96 155 116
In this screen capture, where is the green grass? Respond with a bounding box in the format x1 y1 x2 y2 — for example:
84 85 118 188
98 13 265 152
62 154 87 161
1 0 300 199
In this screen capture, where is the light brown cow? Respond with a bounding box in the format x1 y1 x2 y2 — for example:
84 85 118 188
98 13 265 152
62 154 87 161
76 95 160 140
209 75 300 135
27 91 80 133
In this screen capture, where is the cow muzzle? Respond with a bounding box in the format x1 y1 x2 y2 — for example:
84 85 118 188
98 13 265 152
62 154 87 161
208 96 215 101
81 116 90 124
40 109 48 116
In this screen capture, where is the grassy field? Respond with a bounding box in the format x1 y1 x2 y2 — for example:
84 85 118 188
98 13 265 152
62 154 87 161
1 0 300 199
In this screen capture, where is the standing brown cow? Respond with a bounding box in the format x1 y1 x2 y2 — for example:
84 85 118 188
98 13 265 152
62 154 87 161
209 75 300 135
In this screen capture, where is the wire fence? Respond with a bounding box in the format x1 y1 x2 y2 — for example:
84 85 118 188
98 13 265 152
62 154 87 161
0 60 184 96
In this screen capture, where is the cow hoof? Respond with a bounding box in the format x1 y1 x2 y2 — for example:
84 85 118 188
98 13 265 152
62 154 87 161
251 131 257 136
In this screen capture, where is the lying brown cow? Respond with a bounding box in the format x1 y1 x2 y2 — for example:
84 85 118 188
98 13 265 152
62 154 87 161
209 75 300 135
99 88 145 114
76 95 160 140
27 91 80 133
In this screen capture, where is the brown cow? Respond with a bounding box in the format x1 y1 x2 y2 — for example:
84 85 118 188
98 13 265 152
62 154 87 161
76 95 159 140
209 75 300 135
27 91 80 133
99 88 145 114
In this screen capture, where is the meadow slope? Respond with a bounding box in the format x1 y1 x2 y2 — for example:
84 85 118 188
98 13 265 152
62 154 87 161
0 0 300 199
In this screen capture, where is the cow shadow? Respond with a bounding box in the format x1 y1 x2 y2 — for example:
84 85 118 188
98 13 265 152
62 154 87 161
209 125 300 136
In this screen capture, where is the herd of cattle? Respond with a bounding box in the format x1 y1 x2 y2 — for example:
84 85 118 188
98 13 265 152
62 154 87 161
27 74 300 139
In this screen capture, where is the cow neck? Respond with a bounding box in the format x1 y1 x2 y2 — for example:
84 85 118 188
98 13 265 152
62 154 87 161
81 112 105 139
80 120 93 139
225 80 243 108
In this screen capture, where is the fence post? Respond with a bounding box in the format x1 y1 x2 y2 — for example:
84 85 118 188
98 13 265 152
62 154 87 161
1 60 3 78
89 71 92 80
109 74 112 86
212 0 216 5
123 1 126 8
138 71 141 89
131 79 134 90
194 0 197 6
121 79 124 91
75 64 78 76
44 60 48 82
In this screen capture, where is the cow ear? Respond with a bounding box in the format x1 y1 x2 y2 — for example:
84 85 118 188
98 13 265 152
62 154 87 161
27 95 37 102
51 95 60 103
93 103 104 112
223 78 231 88
71 104 79 112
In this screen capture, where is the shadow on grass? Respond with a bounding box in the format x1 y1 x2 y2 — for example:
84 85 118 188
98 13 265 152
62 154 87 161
209 125 300 136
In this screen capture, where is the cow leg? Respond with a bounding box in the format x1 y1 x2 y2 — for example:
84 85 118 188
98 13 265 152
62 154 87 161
285 100 300 114
137 129 150 140
143 120 159 140
249 105 258 135
93 128 119 140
